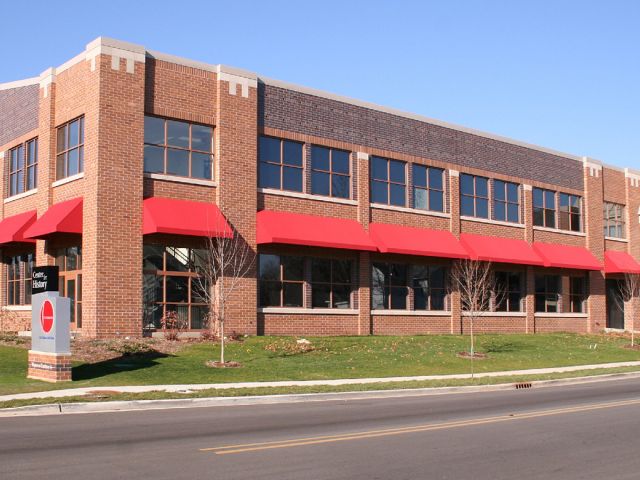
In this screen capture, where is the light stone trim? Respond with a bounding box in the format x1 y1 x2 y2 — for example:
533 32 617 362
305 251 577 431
461 312 527 317
449 169 459 177
85 38 146 73
258 308 358 315
0 77 39 91
145 173 217 187
626 168 640 188
4 188 37 204
534 313 589 318
217 68 257 98
51 172 84 188
0 151 4 159
371 203 451 219
4 305 31 311
605 236 628 243
583 156 603 178
523 184 532 191
533 225 587 237
356 151 370 161
258 188 357 206
39 68 56 98
372 310 451 316
460 215 525 229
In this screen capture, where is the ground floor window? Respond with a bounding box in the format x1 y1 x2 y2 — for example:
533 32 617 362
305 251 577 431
5 253 34 305
57 247 82 327
259 254 355 309
495 271 523 312
535 275 560 313
569 276 587 313
372 262 449 311
143 245 209 330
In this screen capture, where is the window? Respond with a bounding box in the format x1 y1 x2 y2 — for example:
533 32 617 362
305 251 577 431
258 136 303 192
5 253 34 306
56 117 84 180
411 265 448 310
569 277 587 313
412 165 444 212
559 193 582 232
8 139 38 197
495 271 522 312
143 246 209 330
259 254 304 307
460 174 489 218
493 180 520 223
144 116 214 180
535 275 560 313
372 263 408 309
533 188 557 228
57 247 82 327
604 203 626 239
370 157 406 206
310 146 350 199
311 258 353 308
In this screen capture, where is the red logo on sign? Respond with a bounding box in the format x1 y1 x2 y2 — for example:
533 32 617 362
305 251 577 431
40 300 54 334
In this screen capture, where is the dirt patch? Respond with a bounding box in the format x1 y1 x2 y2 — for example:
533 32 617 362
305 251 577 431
457 351 488 360
622 344 640 351
205 360 242 368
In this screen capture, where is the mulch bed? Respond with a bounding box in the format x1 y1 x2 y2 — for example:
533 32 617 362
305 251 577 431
457 351 488 360
205 360 242 368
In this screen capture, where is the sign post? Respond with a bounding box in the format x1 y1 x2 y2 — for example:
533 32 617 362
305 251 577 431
27 266 72 382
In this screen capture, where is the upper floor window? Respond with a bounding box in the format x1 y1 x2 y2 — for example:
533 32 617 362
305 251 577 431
604 203 626 239
258 136 303 192
310 146 350 199
144 116 214 180
56 117 84 180
412 165 444 212
370 157 406 206
6 253 34 306
460 174 489 218
8 138 37 197
493 180 520 223
558 193 582 232
533 188 556 229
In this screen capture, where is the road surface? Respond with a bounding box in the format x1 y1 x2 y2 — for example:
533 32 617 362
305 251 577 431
3 377 640 479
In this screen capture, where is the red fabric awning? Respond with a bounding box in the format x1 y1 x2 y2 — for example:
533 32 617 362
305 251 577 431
460 233 545 266
0 210 37 245
24 198 83 239
369 223 468 259
532 242 602 271
604 251 640 275
257 210 377 251
143 197 232 237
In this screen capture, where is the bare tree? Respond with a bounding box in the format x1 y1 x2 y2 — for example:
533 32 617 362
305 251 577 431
610 273 640 347
451 259 501 376
195 225 255 365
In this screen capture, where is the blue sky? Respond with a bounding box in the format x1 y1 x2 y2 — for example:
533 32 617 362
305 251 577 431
1 1 638 169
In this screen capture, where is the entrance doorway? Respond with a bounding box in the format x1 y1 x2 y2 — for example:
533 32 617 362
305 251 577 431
606 279 625 329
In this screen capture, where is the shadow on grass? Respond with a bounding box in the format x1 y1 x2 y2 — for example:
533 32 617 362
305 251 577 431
72 352 173 381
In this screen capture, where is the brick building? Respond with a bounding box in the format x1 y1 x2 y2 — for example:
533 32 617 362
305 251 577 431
0 37 638 339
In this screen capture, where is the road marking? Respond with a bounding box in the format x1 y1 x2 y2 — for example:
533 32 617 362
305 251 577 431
201 397 640 455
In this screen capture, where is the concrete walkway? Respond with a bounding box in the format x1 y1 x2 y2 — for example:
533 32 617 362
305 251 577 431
3 360 640 402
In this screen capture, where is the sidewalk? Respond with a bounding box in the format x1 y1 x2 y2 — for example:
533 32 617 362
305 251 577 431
4 360 640 402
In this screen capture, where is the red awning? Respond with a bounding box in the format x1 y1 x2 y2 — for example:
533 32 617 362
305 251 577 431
604 251 640 275
460 233 544 266
24 198 83 239
369 223 468 259
532 242 602 271
143 197 232 237
0 210 37 245
257 210 377 251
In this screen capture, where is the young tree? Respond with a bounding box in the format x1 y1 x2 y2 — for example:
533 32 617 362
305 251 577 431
195 225 255 365
610 273 640 347
451 259 500 376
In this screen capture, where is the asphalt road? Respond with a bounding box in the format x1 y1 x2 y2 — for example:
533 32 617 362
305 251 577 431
3 378 640 479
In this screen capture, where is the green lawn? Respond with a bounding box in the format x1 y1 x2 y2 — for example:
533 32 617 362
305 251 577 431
2 333 640 396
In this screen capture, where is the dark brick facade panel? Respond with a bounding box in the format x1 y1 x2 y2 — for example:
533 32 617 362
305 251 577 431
0 85 39 147
259 84 584 191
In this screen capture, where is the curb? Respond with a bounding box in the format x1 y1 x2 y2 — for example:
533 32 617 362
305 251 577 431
3 371 640 418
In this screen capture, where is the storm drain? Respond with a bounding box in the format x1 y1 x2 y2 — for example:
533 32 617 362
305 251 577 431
514 382 532 389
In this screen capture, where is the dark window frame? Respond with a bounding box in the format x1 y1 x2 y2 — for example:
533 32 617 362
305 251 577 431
569 276 587 314
412 164 445 213
371 262 408 310
535 274 561 313
310 258 354 309
603 202 626 239
144 116 215 180
370 156 407 207
533 188 557 229
495 271 523 312
310 145 351 199
259 254 305 307
5 253 33 306
258 136 304 192
460 174 489 219
56 247 83 327
8 138 38 197
493 180 520 223
56 116 84 181
559 193 582 232
411 264 449 311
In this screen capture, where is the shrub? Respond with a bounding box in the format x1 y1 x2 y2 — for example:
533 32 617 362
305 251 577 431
160 311 188 341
